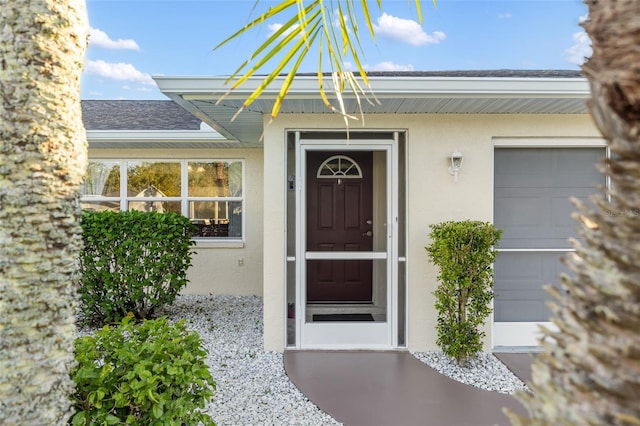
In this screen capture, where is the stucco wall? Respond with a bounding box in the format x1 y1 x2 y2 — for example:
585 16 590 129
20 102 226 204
86 147 264 296
262 113 601 352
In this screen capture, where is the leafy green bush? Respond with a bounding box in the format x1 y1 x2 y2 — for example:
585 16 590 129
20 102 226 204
425 220 503 363
70 315 216 426
80 211 195 324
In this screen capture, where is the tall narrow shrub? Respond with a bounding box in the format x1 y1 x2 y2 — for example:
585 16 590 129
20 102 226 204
80 211 195 324
426 220 502 363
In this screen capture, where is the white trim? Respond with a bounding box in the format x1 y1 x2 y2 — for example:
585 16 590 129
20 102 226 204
299 322 391 350
493 137 607 148
192 240 244 249
155 75 590 99
316 155 363 178
493 322 558 347
295 136 398 349
87 130 227 141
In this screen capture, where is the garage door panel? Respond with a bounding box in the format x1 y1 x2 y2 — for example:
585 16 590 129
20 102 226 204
495 299 552 322
495 150 554 187
494 250 572 322
495 149 603 189
495 196 547 227
495 252 567 288
495 252 543 283
497 195 573 248
552 149 603 186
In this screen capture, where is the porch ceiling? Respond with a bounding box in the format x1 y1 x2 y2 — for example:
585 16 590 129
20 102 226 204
154 72 591 145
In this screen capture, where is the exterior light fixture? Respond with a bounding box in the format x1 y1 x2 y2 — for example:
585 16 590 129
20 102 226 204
449 151 464 182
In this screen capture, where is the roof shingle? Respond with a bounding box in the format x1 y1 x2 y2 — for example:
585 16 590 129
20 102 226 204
82 100 201 131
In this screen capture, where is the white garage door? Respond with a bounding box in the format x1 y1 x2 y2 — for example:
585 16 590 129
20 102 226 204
493 147 605 347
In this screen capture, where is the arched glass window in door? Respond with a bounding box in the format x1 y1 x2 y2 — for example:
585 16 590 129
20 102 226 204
316 155 363 178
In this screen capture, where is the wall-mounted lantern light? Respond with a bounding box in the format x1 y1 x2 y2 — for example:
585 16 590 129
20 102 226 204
448 151 464 182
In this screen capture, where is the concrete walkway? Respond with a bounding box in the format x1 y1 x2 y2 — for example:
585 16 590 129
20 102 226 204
284 351 528 426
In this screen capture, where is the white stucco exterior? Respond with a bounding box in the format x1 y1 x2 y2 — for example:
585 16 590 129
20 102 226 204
260 113 600 352
86 72 604 353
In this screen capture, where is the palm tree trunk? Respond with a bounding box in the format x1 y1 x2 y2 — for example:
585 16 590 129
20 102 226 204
509 0 640 425
0 1 88 424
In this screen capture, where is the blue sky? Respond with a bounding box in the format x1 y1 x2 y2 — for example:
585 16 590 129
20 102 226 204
82 0 591 100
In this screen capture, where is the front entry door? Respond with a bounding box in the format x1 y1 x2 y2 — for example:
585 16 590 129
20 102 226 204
306 151 373 302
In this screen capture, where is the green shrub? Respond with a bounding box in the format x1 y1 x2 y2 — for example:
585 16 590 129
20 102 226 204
425 220 503 364
80 211 195 324
70 315 216 426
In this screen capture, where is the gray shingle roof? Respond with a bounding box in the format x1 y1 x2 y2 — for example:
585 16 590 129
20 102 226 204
82 100 201 130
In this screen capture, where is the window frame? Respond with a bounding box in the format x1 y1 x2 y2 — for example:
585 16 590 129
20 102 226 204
81 158 245 244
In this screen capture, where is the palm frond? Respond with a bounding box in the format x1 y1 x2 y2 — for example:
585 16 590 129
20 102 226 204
215 0 431 125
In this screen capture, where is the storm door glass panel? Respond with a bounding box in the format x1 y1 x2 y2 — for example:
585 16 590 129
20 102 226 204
286 134 297 346
306 259 387 323
397 133 407 346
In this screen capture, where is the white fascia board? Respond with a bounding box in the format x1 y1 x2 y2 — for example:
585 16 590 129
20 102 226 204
154 75 591 100
493 137 607 147
86 130 232 143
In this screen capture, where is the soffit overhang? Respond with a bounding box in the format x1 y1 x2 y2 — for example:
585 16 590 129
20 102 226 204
153 75 591 145
86 130 262 149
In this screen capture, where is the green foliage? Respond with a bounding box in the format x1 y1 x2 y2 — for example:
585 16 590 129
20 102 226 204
80 211 195 324
215 0 430 123
70 316 216 426
426 220 503 363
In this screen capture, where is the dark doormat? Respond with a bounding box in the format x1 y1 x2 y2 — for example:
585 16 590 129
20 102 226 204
313 313 375 322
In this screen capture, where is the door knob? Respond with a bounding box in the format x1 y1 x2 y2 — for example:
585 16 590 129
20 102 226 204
366 219 372 225
362 230 373 237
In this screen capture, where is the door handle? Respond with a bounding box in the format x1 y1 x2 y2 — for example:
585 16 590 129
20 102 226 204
362 230 373 237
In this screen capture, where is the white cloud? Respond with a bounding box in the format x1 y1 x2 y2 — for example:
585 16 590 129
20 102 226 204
89 27 140 50
84 59 155 85
498 13 512 19
373 13 445 46
267 23 300 38
564 31 592 65
364 61 415 72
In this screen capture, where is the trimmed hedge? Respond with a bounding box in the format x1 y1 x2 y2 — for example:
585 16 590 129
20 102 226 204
79 211 195 324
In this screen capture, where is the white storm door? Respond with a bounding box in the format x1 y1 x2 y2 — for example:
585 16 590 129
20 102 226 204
296 139 398 349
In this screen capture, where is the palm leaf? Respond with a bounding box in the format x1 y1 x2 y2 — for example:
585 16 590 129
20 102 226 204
216 0 433 124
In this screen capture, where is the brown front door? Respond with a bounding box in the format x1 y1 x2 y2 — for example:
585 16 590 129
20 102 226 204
306 151 374 302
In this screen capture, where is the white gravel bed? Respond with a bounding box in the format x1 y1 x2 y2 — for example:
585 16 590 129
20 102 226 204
412 351 529 395
157 294 341 426
79 295 529 424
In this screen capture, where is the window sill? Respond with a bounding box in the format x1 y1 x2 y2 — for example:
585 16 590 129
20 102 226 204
192 239 245 249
